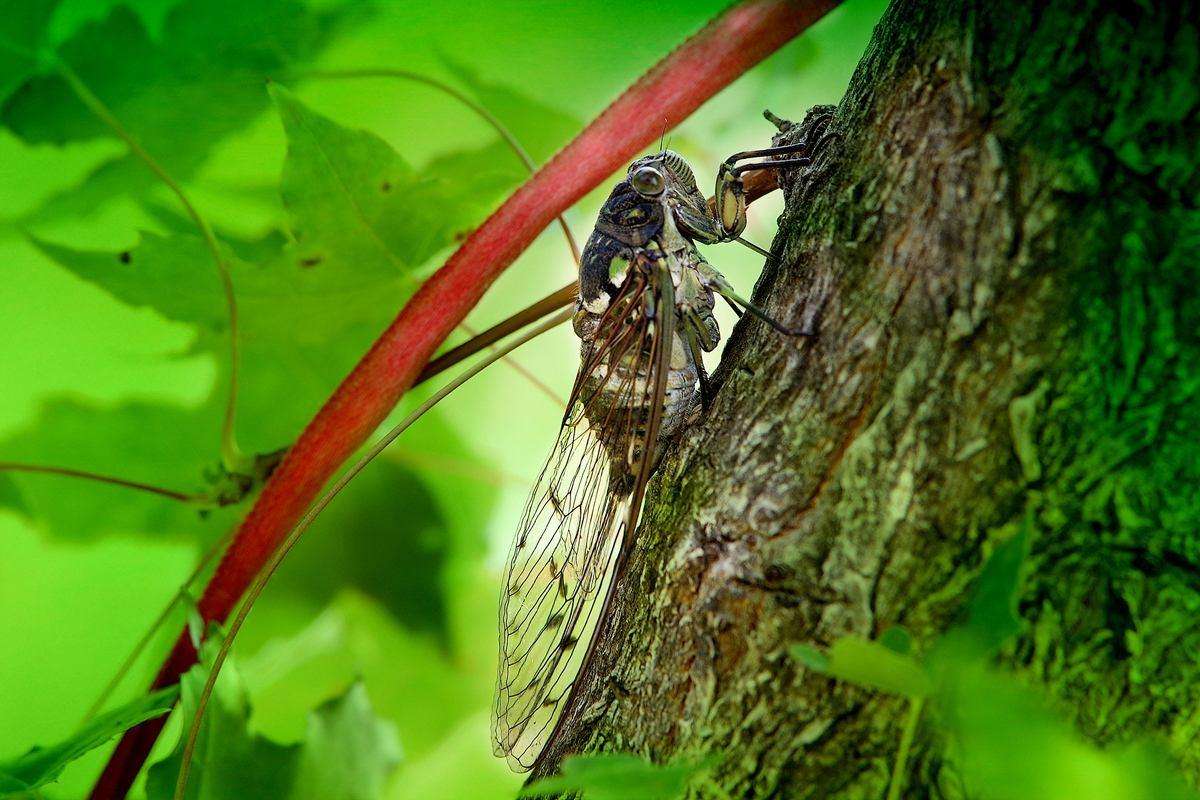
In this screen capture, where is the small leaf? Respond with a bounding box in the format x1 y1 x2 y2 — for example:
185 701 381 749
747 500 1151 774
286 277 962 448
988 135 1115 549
0 685 179 796
291 684 402 800
146 636 400 800
185 595 205 650
793 638 930 699
878 626 914 656
521 753 708 800
964 518 1030 653
789 643 829 672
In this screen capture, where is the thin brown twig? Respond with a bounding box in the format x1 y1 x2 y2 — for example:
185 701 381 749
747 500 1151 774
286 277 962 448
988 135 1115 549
417 282 578 383
0 462 204 505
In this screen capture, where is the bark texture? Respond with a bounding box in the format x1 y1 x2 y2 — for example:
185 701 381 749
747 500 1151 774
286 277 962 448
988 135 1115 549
537 0 1200 796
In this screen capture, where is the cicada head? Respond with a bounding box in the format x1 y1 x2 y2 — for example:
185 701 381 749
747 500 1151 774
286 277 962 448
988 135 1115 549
628 149 701 202
578 150 702 315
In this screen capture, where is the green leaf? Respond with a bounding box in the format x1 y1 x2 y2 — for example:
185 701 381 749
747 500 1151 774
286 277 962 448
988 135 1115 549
521 753 708 800
275 460 452 645
28 227 410 451
964 519 1030 653
0 685 179 796
146 638 400 800
938 657 1199 800
792 637 930 699
0 0 56 107
291 684 403 800
270 83 487 279
2 0 341 218
47 0 183 46
789 643 829 672
30 233 232 331
0 473 29 516
878 625 914 656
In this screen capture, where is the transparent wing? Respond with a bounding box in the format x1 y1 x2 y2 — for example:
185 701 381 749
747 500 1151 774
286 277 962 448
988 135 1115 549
493 269 673 771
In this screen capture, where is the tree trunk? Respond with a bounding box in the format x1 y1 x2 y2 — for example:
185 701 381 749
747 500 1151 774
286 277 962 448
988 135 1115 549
535 0 1200 796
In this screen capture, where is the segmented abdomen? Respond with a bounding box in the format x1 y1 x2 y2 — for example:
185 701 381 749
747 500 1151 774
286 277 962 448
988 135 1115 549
579 332 696 484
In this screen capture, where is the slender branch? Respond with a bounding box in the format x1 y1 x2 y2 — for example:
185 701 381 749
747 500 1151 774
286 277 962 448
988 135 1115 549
418 281 578 383
172 308 574 800
886 698 924 800
91 4 840 795
54 60 244 472
0 462 204 504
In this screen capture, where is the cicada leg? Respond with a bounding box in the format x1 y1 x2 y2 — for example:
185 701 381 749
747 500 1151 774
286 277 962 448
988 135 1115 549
698 259 814 338
682 325 712 415
714 142 811 241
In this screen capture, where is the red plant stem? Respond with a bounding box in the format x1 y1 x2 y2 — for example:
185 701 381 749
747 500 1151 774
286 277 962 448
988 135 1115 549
89 2 838 796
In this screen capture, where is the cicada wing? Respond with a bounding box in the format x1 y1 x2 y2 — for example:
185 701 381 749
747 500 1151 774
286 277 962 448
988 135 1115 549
493 269 675 772
492 402 632 771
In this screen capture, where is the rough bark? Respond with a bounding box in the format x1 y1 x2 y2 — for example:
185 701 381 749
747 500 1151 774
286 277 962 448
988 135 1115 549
537 0 1200 796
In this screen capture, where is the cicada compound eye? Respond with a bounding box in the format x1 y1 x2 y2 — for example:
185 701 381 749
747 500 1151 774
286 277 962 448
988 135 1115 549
630 166 665 197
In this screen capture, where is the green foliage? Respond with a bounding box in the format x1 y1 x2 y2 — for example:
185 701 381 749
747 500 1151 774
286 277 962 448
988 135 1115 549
939 658 1197 800
1 0 341 218
272 84 446 280
793 526 1198 800
792 637 930 699
0 686 178 796
439 55 580 165
145 638 400 800
521 753 710 800
960 520 1029 655
0 1 55 106
275 460 453 645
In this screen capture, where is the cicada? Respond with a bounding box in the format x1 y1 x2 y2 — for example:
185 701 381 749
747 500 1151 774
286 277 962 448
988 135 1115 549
492 142 811 771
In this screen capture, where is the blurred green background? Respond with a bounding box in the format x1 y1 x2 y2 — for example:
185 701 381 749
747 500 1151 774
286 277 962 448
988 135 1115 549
0 1 887 797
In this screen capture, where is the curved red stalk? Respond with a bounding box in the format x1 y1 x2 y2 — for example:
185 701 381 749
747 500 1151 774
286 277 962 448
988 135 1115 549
89 2 838 796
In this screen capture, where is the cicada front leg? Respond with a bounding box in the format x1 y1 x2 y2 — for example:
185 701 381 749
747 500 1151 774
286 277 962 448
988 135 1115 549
714 142 811 241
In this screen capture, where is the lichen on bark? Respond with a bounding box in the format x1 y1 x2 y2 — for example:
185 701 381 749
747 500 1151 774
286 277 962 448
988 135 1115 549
534 0 1200 797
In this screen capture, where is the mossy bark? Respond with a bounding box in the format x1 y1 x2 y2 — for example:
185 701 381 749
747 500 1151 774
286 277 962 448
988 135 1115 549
535 0 1200 797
